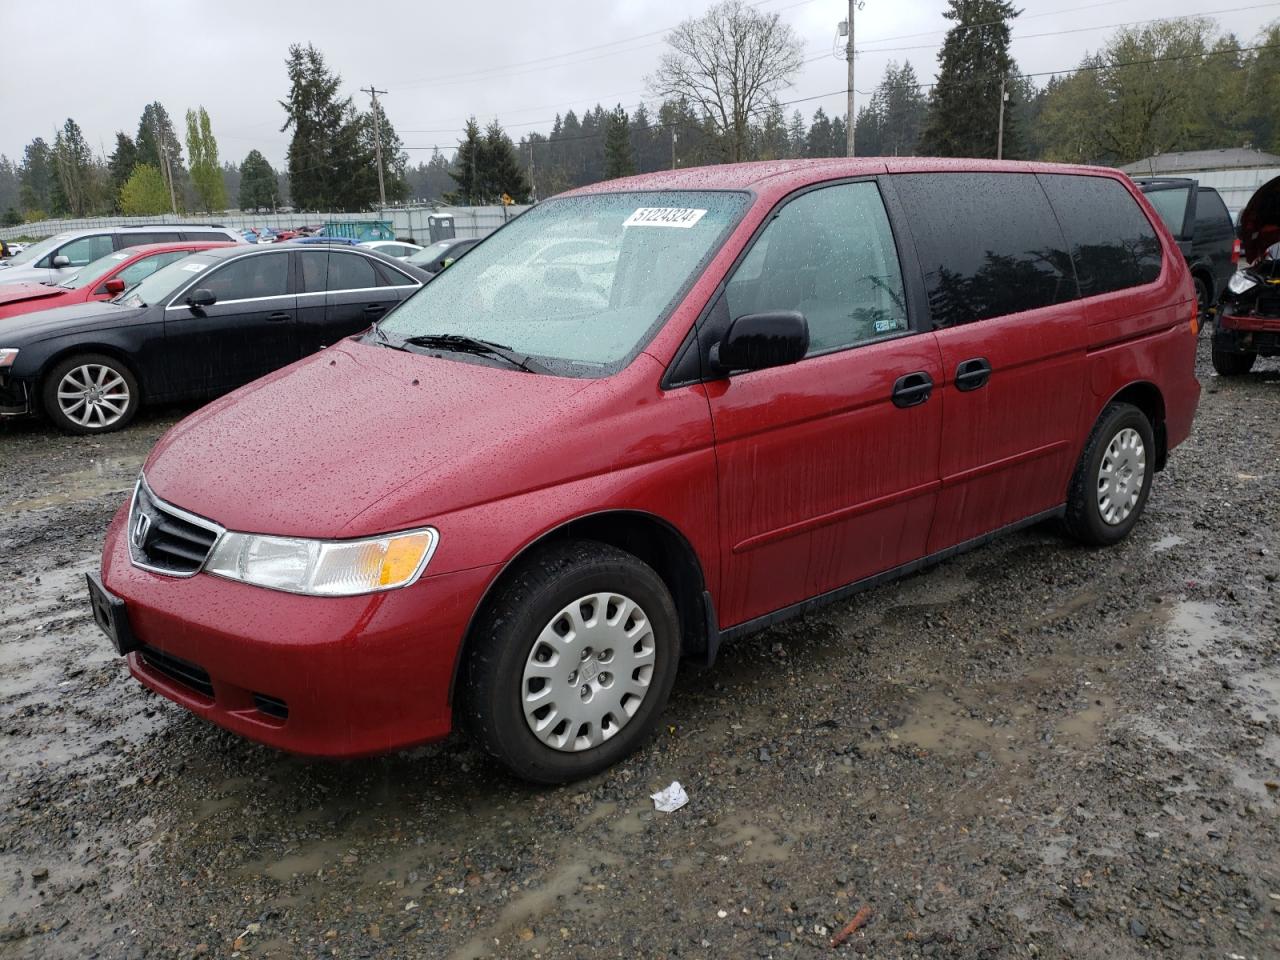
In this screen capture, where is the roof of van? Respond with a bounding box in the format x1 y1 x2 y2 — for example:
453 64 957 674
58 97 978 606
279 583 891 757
563 157 1125 199
1120 148 1280 175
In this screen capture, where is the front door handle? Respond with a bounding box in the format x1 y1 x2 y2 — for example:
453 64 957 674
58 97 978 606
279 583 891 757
363 303 387 316
891 371 934 408
954 357 992 392
265 311 291 322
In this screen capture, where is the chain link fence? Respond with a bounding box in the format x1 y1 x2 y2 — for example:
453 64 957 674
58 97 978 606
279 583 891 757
0 205 529 244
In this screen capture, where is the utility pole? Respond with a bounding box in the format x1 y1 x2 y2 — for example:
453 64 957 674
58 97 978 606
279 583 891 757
844 0 860 157
529 140 537 202
996 76 1007 160
362 86 389 208
152 114 177 214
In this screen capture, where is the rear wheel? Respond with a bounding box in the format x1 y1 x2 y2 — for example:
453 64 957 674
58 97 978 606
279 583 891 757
460 540 681 783
41 354 139 435
1211 346 1256 376
1063 403 1154 546
1193 277 1212 335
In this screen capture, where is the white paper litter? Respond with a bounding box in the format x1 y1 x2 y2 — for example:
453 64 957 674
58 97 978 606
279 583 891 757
650 780 689 813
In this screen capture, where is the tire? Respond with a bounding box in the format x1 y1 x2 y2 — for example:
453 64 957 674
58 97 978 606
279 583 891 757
1211 346 1256 377
1063 402 1155 546
41 353 140 435
1193 277 1211 335
460 540 681 784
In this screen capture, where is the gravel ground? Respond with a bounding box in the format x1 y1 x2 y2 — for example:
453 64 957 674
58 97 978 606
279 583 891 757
1 342 1278 960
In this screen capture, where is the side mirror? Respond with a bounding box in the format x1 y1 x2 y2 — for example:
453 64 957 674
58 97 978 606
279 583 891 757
711 311 809 373
103 278 126 296
187 288 217 309
52 255 70 268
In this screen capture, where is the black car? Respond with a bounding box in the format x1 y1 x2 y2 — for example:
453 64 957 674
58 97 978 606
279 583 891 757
0 244 427 434
1135 178 1235 322
406 237 481 274
1213 174 1280 375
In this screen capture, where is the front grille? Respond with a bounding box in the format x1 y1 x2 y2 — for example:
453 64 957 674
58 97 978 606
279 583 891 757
128 482 222 576
140 646 214 698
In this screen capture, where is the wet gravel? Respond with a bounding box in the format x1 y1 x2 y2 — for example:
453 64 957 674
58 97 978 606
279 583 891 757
1 342 1278 959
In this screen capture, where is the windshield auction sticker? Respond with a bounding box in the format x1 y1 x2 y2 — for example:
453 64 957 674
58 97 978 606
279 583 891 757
623 208 708 229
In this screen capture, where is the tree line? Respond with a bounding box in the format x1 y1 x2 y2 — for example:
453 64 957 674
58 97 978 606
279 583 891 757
2 1 1278 226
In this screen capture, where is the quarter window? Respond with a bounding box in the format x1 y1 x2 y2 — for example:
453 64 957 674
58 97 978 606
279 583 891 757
201 253 289 302
124 232 182 245
327 252 378 291
893 173 1075 328
1039 174 1162 297
725 181 908 355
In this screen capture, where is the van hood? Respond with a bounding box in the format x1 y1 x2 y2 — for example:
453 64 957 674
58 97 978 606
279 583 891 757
143 339 603 538
0 264 53 286
1240 174 1280 264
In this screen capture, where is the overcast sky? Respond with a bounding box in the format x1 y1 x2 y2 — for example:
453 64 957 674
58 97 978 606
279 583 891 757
2 0 1276 170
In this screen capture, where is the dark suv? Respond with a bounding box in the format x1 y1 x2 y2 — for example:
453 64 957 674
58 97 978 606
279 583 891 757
1135 178 1234 322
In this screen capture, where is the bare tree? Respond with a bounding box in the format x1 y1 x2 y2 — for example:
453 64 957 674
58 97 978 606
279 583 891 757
649 0 804 163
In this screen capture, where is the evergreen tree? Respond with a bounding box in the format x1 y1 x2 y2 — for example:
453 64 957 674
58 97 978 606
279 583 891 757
238 149 278 211
50 118 96 216
604 105 634 179
857 61 929 156
919 0 1023 159
107 133 138 191
3 207 21 227
786 110 807 158
483 120 531 203
756 102 789 160
136 102 184 208
186 106 227 212
280 43 367 210
805 107 836 157
0 156 20 219
447 118 484 205
20 138 54 214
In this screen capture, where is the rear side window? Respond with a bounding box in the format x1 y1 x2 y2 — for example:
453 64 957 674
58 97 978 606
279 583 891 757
184 231 237 243
893 173 1075 328
374 260 417 287
725 180 908 355
298 251 328 293
1141 186 1193 237
125 232 182 245
1195 188 1232 237
327 252 378 291
115 250 188 286
1039 175 1162 297
202 253 289 302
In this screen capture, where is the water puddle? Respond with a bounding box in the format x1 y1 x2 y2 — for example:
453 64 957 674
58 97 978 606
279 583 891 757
1151 533 1186 552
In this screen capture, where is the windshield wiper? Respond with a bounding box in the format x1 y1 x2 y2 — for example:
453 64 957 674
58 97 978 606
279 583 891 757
399 333 550 374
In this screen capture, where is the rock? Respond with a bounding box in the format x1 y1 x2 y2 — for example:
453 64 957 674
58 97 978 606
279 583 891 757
1129 919 1147 939
518 927 535 941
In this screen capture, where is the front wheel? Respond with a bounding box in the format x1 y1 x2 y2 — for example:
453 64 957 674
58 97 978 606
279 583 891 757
460 540 681 783
1063 403 1154 546
1211 346 1256 376
41 353 140 435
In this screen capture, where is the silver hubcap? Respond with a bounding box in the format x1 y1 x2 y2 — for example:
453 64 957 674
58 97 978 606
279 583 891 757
57 363 130 428
521 592 656 752
1096 427 1146 525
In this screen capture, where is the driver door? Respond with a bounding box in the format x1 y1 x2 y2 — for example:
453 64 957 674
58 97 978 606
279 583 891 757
706 179 944 629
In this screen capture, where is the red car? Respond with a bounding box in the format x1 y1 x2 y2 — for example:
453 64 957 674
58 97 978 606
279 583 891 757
0 241 234 319
90 159 1200 783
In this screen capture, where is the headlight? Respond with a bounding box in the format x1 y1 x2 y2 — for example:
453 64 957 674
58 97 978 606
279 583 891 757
205 527 438 596
1227 271 1258 296
0 348 18 369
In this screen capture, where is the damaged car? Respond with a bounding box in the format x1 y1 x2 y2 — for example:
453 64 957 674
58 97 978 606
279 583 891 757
1214 174 1280 376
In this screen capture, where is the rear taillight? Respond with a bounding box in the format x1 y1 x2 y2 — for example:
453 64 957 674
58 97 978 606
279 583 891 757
1232 238 1242 264
1190 299 1199 337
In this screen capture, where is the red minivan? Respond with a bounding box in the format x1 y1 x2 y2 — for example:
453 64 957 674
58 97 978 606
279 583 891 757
90 159 1200 782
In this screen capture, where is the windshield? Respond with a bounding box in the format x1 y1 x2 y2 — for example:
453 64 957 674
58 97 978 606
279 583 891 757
378 191 750 374
117 253 216 306
60 250 132 289
2 233 72 267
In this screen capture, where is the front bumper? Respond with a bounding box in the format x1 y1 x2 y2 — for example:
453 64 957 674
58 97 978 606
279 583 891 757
1217 310 1280 356
100 505 498 757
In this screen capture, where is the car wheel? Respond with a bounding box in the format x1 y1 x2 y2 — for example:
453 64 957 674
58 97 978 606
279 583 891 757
1211 346 1256 376
1063 402 1154 546
461 540 681 784
41 353 140 435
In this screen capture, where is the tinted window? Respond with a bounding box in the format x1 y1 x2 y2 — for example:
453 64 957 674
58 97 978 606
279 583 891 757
183 231 236 242
299 251 328 293
894 173 1075 328
56 234 114 267
327 252 378 291
726 181 907 354
374 261 417 287
201 253 289 301
125 232 182 245
1039 174 1162 297
1195 188 1231 236
1141 186 1192 237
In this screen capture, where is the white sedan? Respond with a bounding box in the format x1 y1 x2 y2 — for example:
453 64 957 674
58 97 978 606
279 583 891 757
359 240 424 260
